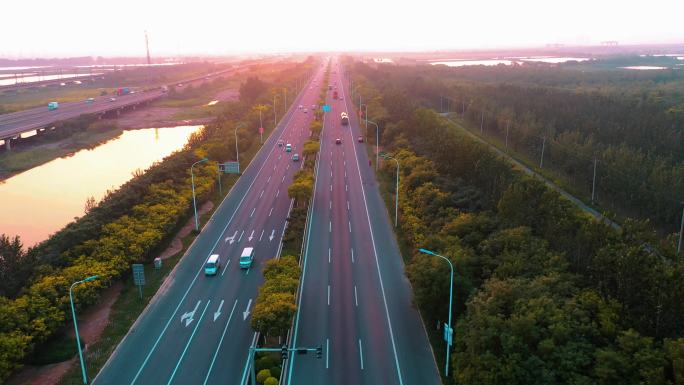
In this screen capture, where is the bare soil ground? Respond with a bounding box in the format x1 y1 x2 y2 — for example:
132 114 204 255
7 282 123 385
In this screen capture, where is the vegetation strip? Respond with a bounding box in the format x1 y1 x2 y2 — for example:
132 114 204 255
350 59 684 384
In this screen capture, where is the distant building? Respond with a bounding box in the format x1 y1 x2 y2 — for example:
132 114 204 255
601 41 619 46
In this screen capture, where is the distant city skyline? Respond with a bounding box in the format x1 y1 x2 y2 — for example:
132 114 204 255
2 0 683 57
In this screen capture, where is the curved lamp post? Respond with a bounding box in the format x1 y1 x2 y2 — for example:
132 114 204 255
418 248 454 377
366 120 379 171
70 275 99 384
191 158 209 232
379 152 399 227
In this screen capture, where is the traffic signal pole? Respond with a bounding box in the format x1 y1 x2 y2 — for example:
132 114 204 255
249 345 323 385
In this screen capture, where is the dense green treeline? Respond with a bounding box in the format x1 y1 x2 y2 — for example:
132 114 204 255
349 61 684 231
353 62 684 384
0 60 314 381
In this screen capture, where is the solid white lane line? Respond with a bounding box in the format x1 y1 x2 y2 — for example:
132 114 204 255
240 333 258 385
358 339 364 370
202 299 238 385
343 83 404 384
326 338 330 369
327 285 330 306
269 207 274 217
354 286 358 307
220 259 231 277
166 300 211 384
259 229 264 242
238 230 244 243
250 208 256 217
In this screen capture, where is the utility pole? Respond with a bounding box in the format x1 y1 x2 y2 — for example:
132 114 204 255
145 30 152 87
678 203 684 255
540 136 546 169
591 158 598 204
505 120 510 150
480 111 484 133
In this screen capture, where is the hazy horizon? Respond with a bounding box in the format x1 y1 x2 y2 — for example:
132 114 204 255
2 0 684 57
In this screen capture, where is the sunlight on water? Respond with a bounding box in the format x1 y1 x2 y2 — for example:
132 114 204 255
0 125 201 246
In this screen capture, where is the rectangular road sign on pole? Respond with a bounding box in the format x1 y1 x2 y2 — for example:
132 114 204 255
322 105 331 112
444 323 453 346
132 263 145 299
221 161 240 174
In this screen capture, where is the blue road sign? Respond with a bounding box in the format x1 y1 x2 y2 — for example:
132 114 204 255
221 161 240 174
322 105 331 112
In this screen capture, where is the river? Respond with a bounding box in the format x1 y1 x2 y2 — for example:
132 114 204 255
0 125 201 247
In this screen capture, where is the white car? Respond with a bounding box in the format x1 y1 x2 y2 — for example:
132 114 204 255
303 108 308 113
299 104 303 109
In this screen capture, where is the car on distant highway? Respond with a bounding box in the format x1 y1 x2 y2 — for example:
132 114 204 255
286 143 292 152
335 138 342 145
239 247 255 269
109 97 116 102
358 136 364 143
277 139 284 147
292 153 300 161
303 108 308 113
204 254 221 276
86 98 94 103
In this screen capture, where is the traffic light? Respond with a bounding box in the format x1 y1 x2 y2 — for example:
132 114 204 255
281 345 288 360
316 345 323 359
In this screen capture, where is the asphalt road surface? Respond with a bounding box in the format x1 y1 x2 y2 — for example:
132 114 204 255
93 65 323 385
0 68 235 140
285 60 441 384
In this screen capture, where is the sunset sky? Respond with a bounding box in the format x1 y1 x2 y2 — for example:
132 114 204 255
2 0 683 57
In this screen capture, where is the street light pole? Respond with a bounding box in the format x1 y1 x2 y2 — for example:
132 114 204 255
678 202 684 254
381 153 400 227
70 275 99 384
367 120 379 171
418 249 454 377
191 158 209 232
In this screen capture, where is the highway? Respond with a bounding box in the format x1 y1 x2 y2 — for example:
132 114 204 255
0 67 236 142
286 60 441 384
93 64 323 385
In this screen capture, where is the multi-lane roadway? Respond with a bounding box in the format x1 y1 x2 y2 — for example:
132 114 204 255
94 65 322 385
285 61 441 384
0 67 236 143
95 57 441 385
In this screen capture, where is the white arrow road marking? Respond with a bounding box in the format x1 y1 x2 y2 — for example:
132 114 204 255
180 300 201 327
269 229 275 241
213 299 225 322
259 229 264 242
248 230 255 242
243 299 253 321
225 231 238 244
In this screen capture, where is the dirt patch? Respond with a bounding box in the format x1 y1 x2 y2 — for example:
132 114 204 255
158 200 214 260
113 106 213 130
7 282 124 385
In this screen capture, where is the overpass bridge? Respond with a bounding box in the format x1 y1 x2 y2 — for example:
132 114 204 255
0 67 237 150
